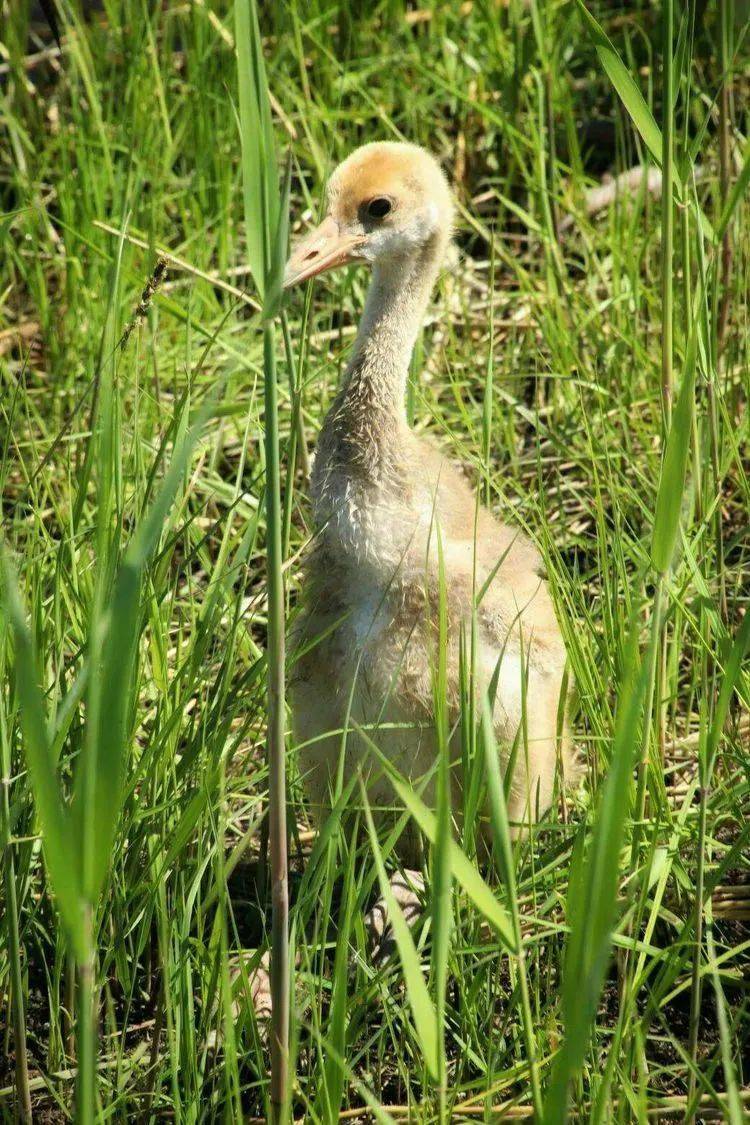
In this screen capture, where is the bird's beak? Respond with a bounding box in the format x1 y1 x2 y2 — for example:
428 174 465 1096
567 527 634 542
284 215 365 289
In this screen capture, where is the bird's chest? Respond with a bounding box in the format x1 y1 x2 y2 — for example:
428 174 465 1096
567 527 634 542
310 413 428 569
314 476 401 567
292 536 440 734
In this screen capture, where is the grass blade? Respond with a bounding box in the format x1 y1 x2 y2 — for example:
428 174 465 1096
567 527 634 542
0 553 84 959
234 0 277 300
650 306 699 574
715 137 750 243
234 3 289 1113
544 617 648 1121
361 782 439 1080
704 610 750 781
479 696 543 1118
73 393 217 902
705 917 744 1124
575 1 664 170
358 731 516 952
430 522 452 1113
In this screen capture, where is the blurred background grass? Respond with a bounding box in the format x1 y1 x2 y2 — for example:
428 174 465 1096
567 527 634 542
1 0 749 1120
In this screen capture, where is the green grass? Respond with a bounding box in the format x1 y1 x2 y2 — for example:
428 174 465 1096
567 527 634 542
1 0 749 1121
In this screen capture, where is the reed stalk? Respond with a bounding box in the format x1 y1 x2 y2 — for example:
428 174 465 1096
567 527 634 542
654 0 675 791
0 715 33 1124
686 765 709 1121
660 0 674 421
479 698 543 1119
629 579 664 870
233 2 292 1110
717 0 734 354
75 906 96 1125
632 0 675 881
264 317 290 1120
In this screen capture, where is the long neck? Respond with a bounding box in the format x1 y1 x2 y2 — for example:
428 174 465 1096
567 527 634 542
342 240 443 421
311 235 446 537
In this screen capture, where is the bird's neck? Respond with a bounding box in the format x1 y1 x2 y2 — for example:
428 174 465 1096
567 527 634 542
343 243 440 417
317 237 444 472
310 236 447 550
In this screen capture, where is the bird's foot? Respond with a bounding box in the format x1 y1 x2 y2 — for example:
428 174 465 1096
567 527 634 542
365 868 425 963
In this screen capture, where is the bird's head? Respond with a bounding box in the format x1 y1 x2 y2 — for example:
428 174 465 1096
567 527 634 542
284 142 454 289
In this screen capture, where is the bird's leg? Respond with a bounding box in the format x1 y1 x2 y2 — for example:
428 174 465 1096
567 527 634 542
365 867 425 962
248 949 273 1022
246 869 426 1029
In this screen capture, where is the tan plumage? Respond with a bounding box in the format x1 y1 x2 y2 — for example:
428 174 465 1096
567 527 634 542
285 142 573 860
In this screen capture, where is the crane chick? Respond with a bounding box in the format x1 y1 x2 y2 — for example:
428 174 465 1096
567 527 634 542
285 142 573 860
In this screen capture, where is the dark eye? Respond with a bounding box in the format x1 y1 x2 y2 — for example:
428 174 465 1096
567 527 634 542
366 196 392 220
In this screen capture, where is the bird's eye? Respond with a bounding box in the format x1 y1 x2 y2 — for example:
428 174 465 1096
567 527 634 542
366 197 392 220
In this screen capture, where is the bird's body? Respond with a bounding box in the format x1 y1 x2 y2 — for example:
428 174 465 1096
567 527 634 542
285 143 573 858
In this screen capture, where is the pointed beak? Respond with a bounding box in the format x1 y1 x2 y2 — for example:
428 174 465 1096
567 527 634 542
283 215 365 289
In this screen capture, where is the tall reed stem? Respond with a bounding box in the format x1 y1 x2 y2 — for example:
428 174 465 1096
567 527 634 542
652 1 675 798
75 904 96 1125
712 0 732 620
686 614 713 1122
629 579 664 870
717 0 733 354
263 318 289 1120
686 777 708 1121
1 747 33 1124
660 0 674 421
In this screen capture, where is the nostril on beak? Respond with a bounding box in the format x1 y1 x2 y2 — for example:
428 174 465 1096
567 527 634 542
304 248 320 262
